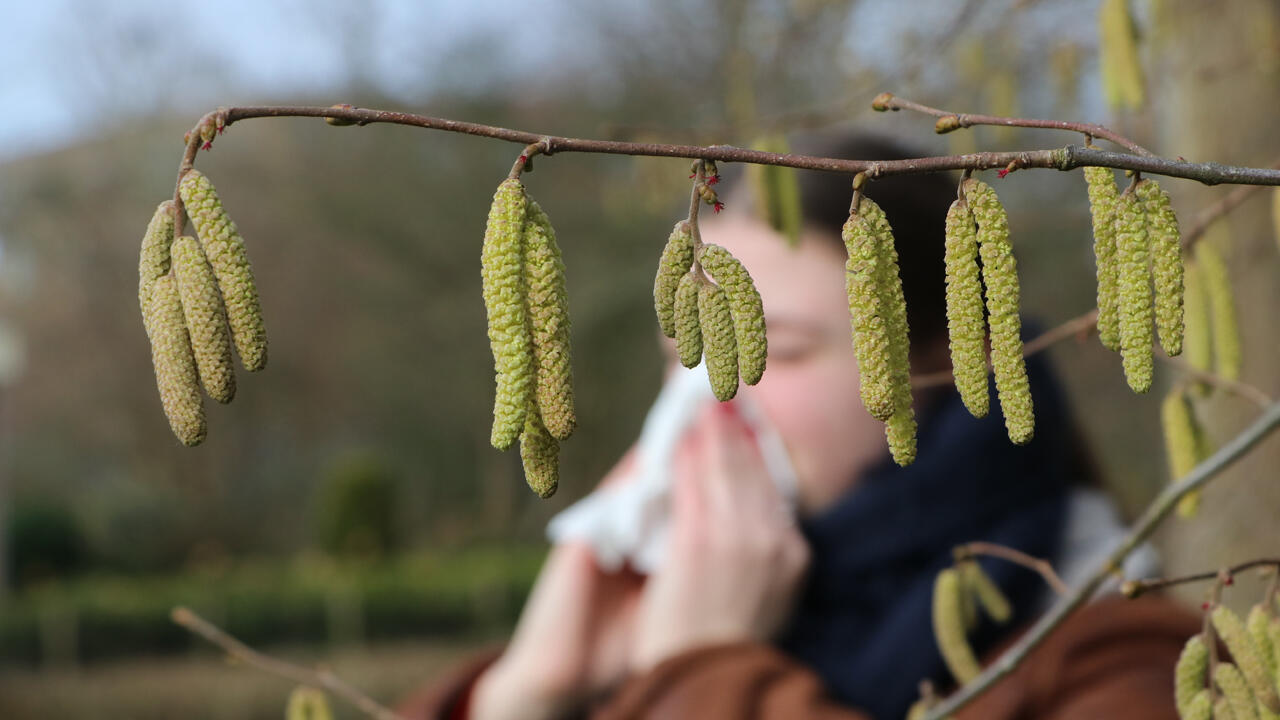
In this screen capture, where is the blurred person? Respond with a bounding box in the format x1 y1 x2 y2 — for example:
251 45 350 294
399 135 1199 720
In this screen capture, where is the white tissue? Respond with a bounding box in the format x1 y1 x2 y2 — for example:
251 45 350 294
546 362 799 573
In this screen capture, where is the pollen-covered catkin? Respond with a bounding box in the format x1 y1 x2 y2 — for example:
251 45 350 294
1161 388 1198 482
1248 604 1277 678
960 560 1012 624
144 275 207 447
698 244 767 386
1084 166 1122 351
1215 662 1262 720
178 169 267 372
674 272 703 369
139 200 175 316
1196 241 1242 381
1113 190 1154 394
1136 179 1184 357
964 179 1034 445
749 134 804 247
844 208 896 421
480 178 532 450
523 201 575 441
885 407 917 467
1175 635 1209 718
1183 690 1212 720
286 686 334 720
654 221 695 338
933 568 981 684
519 407 559 498
1215 696 1238 720
699 282 740 402
1098 0 1145 111
1213 605 1280 713
944 198 989 418
171 236 236 404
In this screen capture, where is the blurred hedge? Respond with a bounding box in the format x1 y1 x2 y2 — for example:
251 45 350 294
0 544 544 667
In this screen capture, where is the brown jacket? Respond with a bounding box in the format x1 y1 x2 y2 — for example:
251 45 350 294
398 593 1200 720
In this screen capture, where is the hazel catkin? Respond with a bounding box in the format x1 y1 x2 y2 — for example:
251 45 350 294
139 200 175 316
1182 690 1211 720
1196 241 1242 382
862 198 917 456
843 205 896 422
1113 189 1154 394
698 282 740 402
178 169 268 372
523 201 575 441
1247 604 1276 678
171 236 236 404
943 197 989 418
1213 605 1280 713
1182 260 1212 394
885 406 918 467
519 406 559 498
1160 387 1209 518
654 221 694 339
964 178 1033 445
933 567 981 684
960 560 1012 624
481 177 532 450
1136 179 1184 357
674 271 703 369
1098 0 1145 111
1174 635 1209 718
1214 662 1262 720
144 274 207 447
697 243 767 386
1084 166 1121 352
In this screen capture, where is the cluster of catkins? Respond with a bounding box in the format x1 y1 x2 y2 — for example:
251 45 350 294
653 179 768 403
481 177 575 498
844 194 919 465
1085 168 1185 393
943 178 1035 447
1173 601 1280 720
928 557 1013 689
138 169 267 446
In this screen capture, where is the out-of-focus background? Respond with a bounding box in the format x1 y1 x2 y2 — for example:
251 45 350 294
2 1 1279 717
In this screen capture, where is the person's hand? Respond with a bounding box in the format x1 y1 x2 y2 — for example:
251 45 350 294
630 401 811 672
471 454 643 720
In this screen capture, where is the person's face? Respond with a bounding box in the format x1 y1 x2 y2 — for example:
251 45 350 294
661 213 890 515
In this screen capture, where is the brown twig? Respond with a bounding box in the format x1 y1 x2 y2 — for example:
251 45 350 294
922 401 1280 720
1161 357 1274 409
171 606 406 720
1120 559 1280 598
873 93 1156 157
1180 156 1280 250
956 541 1070 597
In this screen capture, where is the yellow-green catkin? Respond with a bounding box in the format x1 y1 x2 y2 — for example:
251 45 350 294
654 221 695 338
861 198 917 464
960 560 1012 624
674 272 703 369
1114 190 1154 394
286 686 334 720
523 201 575 441
1098 0 1145 111
698 244 767 386
1175 636 1209 718
519 405 559 498
178 169 267 372
1183 260 1212 396
171 236 236 404
1196 241 1242 381
480 178 532 450
1271 188 1280 254
699 282 740 402
749 134 803 247
933 568 981 684
1213 605 1280 713
1247 605 1276 678
1136 179 1184 357
1161 387 1208 518
1183 690 1212 720
844 210 896 421
964 179 1033 445
1217 696 1238 720
1084 166 1122 351
1268 618 1280 683
144 275 207 447
138 200 175 315
1215 662 1262 720
943 197 989 418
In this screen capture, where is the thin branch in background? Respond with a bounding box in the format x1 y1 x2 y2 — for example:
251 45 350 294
955 541 1070 597
1160 357 1274 409
171 607 406 720
922 402 1280 720
1120 559 1280 598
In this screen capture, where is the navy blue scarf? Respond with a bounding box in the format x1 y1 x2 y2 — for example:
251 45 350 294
775 350 1073 720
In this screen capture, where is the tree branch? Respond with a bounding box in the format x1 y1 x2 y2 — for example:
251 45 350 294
1121 559 1280 598
956 541 1070 597
923 401 1280 720
171 606 406 720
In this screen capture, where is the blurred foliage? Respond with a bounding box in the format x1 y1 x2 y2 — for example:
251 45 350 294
0 545 543 667
314 452 398 558
6 497 86 587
